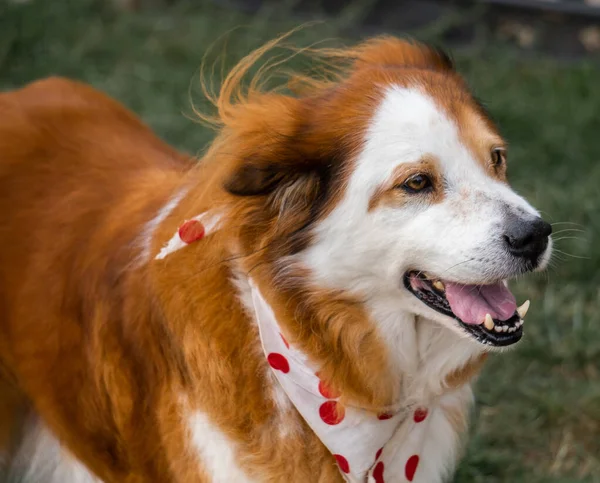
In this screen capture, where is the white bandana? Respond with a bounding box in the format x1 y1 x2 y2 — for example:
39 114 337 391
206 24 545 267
156 210 440 483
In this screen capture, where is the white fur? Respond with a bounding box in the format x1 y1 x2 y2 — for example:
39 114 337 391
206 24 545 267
155 210 224 260
137 186 189 264
186 409 256 483
6 416 101 483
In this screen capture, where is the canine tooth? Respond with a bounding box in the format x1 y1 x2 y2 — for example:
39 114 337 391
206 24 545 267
433 280 445 292
517 300 530 319
484 313 495 330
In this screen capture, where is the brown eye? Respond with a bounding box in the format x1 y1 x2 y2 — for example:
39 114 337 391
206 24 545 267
491 148 506 168
402 174 432 193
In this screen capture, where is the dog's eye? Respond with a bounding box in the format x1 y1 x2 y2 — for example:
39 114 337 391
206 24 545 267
491 148 506 168
402 174 432 193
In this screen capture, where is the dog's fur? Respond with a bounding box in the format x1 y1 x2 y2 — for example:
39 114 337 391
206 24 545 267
0 36 550 482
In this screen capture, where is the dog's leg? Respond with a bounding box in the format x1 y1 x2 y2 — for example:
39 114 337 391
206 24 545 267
5 414 102 483
0 372 28 481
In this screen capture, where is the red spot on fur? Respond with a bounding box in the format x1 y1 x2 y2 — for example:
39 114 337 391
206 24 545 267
267 353 289 373
319 401 345 425
178 220 205 244
333 454 350 474
405 455 420 481
413 408 428 423
375 447 383 460
373 461 385 483
279 333 289 349
377 412 393 420
318 380 341 399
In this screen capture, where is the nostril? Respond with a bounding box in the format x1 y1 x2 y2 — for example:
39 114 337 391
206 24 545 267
540 220 553 238
503 234 517 249
504 232 534 250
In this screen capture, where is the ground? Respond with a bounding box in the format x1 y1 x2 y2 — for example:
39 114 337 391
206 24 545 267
1 0 599 481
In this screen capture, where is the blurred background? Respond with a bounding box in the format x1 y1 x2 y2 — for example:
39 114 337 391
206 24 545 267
1 0 599 481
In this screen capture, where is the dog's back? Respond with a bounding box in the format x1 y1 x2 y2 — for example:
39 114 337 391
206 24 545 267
0 78 189 481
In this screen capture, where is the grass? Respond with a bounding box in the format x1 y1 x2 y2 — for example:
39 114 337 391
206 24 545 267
1 0 599 481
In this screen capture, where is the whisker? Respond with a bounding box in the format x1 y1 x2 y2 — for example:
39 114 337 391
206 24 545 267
552 248 590 260
552 236 586 242
437 258 476 278
551 229 586 236
550 221 585 228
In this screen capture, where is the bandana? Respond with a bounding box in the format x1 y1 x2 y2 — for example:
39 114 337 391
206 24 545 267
156 210 442 483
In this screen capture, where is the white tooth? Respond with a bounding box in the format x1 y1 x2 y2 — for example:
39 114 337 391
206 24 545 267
433 280 445 292
502 325 509 332
516 320 523 328
484 313 495 330
517 300 530 319
508 327 516 333
494 325 503 332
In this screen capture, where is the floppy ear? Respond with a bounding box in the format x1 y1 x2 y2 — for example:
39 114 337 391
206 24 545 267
224 162 287 196
220 95 339 249
222 96 324 198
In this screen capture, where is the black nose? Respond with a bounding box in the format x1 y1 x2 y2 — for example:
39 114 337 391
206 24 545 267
503 215 552 263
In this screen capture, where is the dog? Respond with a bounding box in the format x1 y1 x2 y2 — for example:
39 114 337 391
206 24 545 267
0 36 552 482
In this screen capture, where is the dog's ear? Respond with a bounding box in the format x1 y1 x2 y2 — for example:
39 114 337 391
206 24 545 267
222 97 325 198
221 96 338 248
224 159 290 197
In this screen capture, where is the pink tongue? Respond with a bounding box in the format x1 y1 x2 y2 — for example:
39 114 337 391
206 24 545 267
445 282 516 325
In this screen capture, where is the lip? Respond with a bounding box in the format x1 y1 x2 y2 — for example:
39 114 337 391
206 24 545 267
403 271 523 347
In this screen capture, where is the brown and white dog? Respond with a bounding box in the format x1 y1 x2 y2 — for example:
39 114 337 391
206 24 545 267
0 36 552 482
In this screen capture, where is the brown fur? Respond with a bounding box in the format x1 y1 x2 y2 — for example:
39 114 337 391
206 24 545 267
0 36 491 481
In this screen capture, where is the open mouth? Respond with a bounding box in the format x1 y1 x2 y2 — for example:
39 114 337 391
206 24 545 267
403 271 530 347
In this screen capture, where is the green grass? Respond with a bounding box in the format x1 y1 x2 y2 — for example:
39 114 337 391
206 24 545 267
1 0 599 481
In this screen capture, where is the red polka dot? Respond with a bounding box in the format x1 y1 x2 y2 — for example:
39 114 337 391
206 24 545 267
280 333 290 349
373 461 384 483
413 408 428 423
178 220 205 244
377 412 394 420
267 353 289 373
333 454 350 474
405 455 420 481
318 380 341 399
375 447 383 460
319 401 345 425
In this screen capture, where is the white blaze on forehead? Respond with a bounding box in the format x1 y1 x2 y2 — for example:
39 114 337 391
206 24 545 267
356 85 489 196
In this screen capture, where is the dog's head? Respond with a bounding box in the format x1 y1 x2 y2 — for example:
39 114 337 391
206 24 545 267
219 37 551 349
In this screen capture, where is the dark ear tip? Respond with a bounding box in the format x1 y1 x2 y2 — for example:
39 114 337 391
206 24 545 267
224 164 283 196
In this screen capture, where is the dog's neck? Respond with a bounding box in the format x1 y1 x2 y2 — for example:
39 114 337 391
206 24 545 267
364 294 486 404
150 198 486 412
